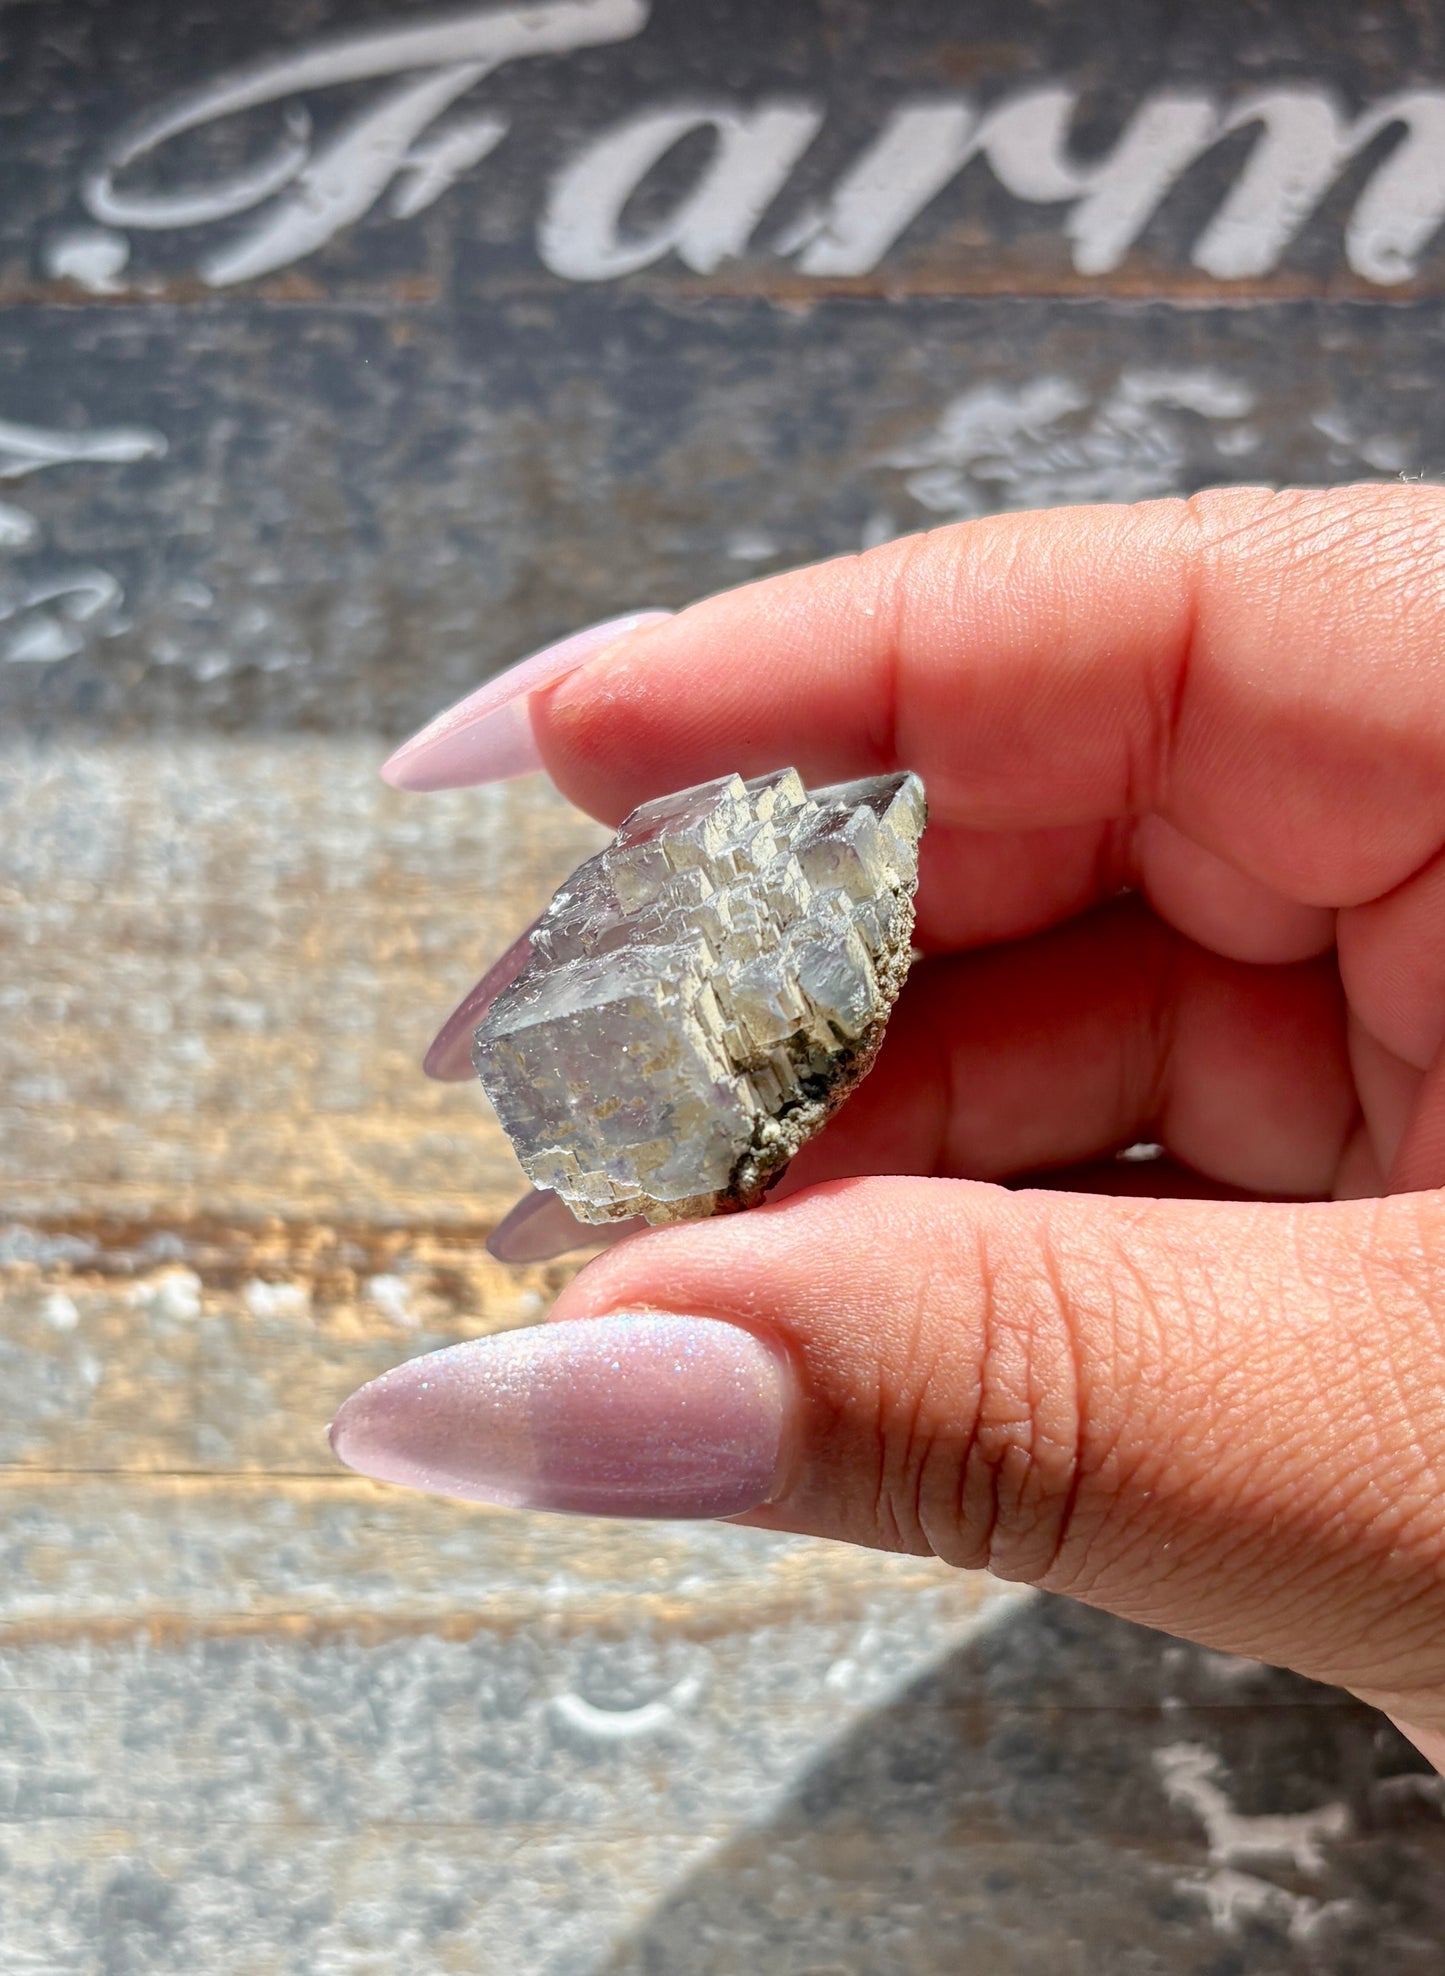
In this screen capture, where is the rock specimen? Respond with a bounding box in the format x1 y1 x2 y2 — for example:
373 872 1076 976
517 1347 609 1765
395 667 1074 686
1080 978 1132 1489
473 767 927 1225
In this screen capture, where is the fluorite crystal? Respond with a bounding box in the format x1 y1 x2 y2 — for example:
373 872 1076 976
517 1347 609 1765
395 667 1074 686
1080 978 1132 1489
473 767 927 1225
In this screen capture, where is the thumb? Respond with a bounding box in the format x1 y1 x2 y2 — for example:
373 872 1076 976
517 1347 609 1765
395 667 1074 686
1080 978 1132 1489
549 1178 1445 1728
329 1176 1445 1728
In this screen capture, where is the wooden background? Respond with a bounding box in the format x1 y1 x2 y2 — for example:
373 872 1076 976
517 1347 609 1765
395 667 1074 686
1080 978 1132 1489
4 1 1445 1968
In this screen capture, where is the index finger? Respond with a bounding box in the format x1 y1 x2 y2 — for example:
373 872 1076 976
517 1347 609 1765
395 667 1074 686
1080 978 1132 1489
534 485 1445 910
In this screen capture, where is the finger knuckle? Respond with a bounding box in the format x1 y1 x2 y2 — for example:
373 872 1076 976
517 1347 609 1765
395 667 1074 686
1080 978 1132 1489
895 1206 1102 1587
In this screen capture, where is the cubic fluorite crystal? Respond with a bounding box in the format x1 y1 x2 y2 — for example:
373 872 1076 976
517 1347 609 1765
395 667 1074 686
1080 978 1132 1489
473 767 927 1225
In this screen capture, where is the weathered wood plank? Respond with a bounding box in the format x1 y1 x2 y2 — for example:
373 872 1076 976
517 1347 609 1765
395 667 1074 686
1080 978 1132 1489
5 1 1445 1967
7 0 1445 312
2 301 1443 738
0 1470 993 1636
0 1269 546 1476
0 1609 1440 1974
1 748 603 1223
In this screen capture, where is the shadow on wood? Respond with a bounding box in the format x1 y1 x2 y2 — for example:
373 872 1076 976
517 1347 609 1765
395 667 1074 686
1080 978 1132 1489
603 1599 1445 1975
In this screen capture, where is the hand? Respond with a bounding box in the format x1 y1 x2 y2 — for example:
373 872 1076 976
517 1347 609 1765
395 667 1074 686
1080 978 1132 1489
332 485 1445 1768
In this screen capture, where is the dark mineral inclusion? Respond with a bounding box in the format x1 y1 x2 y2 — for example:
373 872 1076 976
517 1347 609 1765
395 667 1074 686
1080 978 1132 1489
473 767 927 1225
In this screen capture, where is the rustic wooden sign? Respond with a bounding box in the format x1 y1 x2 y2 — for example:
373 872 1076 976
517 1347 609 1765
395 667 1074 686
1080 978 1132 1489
2 1 1445 1967
3 0 1445 731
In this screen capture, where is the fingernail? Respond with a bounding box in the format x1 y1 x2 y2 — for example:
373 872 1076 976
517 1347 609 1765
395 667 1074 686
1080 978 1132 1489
486 1187 644 1262
329 1312 788 1519
381 610 673 791
423 918 540 1081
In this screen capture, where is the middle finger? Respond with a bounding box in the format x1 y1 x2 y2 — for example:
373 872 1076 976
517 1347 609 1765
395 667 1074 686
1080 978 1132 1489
781 895 1355 1200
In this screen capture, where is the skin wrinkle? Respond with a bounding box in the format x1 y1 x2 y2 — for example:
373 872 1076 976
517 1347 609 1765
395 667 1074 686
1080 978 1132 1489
1179 481 1284 560
870 1391 902 1554
1178 491 1445 907
1366 1510 1445 1654
967 1218 1080 1584
1069 1224 1187 1604
1242 486 1367 578
867 1263 921 1553
1225 1233 1407 1525
1235 487 1425 628
1059 1201 1320 1636
1352 1198 1445 1518
820 1209 915 1558
1057 517 1163 827
912 1311 976 1568
1033 1224 1088 1592
540 487 1445 881
946 1208 998 1575
1311 1519 1445 1689
1261 1390 1384 1594
889 1259 948 1559
1212 1212 1445 1666
1145 493 1207 821
794 1341 856 1532
1344 492 1445 614
1132 1220 1250 1475
1301 1218 1389 1473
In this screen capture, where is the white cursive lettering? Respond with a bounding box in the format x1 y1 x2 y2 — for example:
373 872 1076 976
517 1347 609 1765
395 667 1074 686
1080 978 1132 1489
0 418 167 479
83 0 650 285
389 113 510 218
884 369 1260 516
540 99 823 278
0 417 167 664
71 11 1445 291
781 102 977 275
981 88 1223 276
1194 88 1445 282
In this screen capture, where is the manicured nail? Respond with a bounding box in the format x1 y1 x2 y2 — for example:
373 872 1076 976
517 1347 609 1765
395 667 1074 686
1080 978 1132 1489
329 1312 788 1519
423 919 540 1081
486 1187 643 1262
381 610 673 791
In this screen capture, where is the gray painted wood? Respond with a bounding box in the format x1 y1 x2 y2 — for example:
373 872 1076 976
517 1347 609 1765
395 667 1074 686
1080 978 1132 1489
3 0 1445 1967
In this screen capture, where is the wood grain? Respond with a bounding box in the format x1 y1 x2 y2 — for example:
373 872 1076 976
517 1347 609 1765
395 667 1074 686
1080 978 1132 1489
4 744 1444 1973
0 747 606 1224
5 0 1445 1965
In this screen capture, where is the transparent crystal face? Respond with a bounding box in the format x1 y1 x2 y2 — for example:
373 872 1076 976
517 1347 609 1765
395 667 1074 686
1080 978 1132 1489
473 768 927 1225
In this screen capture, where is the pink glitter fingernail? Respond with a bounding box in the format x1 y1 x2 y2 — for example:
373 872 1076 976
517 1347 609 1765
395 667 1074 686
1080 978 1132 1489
329 1313 787 1519
486 1188 643 1262
423 919 540 1081
381 611 672 791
